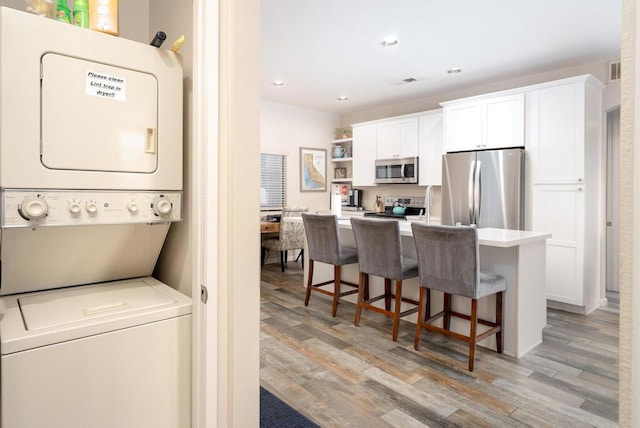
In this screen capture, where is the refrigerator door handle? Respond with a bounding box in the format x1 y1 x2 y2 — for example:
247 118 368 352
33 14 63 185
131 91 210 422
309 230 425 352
474 160 482 226
468 160 475 225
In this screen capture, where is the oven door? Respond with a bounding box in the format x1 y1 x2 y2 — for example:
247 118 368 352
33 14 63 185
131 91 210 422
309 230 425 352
375 158 418 184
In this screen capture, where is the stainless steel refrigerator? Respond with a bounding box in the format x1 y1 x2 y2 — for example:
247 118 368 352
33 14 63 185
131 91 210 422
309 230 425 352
441 148 524 229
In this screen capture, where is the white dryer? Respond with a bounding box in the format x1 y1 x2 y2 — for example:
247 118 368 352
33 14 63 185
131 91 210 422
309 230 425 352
0 8 192 428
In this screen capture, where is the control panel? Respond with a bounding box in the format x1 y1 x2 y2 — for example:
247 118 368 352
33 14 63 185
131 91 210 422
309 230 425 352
1 189 182 228
384 196 425 208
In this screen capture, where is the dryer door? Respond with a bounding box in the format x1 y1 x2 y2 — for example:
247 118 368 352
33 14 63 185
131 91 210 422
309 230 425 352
40 53 159 173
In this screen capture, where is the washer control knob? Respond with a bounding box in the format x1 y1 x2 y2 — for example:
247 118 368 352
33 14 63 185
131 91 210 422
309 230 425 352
152 197 173 216
69 202 82 215
127 202 139 213
86 202 98 215
19 196 49 220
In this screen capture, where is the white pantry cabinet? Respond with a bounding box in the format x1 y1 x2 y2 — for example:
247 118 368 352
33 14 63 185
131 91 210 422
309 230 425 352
526 75 604 313
351 124 377 186
376 117 419 159
442 93 525 152
418 109 443 186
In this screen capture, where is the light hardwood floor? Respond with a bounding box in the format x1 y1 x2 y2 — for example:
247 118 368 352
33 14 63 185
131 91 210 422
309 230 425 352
260 262 619 428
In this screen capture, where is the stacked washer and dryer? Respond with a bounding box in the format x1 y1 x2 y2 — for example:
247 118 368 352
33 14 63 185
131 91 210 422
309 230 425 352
0 8 191 428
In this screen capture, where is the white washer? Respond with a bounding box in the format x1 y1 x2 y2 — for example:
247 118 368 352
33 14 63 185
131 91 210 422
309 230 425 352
0 277 192 428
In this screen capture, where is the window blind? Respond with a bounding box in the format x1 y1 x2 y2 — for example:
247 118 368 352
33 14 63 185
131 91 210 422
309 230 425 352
260 153 286 210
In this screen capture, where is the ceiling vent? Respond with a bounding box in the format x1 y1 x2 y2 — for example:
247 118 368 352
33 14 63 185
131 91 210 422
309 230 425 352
609 61 621 83
389 77 418 86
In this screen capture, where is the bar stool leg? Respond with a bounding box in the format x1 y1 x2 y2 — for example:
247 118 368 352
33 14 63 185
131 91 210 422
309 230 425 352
354 272 366 326
304 260 314 307
384 278 391 311
496 291 504 354
469 298 478 371
425 288 431 321
414 286 426 349
332 265 341 317
392 280 403 341
444 293 452 330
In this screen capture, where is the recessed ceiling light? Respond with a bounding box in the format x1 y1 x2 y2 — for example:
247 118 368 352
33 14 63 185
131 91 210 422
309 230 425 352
447 67 462 74
381 36 398 47
338 96 349 101
272 80 285 86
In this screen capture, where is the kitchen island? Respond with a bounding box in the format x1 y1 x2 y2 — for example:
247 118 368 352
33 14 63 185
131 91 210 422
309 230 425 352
290 217 551 359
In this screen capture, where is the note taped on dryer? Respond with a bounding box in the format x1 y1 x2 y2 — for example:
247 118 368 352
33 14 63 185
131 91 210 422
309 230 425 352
86 70 127 101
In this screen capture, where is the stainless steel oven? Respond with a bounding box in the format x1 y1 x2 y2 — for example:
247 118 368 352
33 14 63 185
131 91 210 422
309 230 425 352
374 157 418 184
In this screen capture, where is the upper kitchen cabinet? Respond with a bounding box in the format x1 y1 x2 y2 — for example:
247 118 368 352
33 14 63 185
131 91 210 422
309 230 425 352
351 124 377 186
525 75 604 184
376 117 419 159
442 93 525 153
418 109 443 186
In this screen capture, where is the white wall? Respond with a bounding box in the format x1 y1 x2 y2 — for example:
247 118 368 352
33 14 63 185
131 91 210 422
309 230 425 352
260 100 340 212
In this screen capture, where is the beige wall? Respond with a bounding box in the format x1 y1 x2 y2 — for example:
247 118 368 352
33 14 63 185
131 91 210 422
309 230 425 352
260 100 340 212
620 0 636 425
343 60 612 126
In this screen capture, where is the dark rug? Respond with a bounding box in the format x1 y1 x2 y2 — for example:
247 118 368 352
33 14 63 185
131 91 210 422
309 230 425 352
260 387 320 427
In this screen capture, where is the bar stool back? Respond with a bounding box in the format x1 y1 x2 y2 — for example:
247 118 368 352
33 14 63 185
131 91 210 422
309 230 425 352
411 223 506 371
301 214 358 317
350 217 419 341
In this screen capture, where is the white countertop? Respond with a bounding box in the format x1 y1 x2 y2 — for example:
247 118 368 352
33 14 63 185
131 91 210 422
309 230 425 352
289 216 551 248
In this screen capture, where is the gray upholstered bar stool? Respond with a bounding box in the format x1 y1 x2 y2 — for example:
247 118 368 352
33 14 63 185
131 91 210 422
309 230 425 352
411 223 506 371
301 213 359 317
350 217 419 341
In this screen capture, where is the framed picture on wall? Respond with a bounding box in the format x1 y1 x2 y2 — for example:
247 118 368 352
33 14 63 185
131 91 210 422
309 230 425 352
299 147 327 192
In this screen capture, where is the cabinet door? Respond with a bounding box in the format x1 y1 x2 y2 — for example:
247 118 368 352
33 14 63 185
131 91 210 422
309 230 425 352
398 118 419 157
418 111 443 185
526 82 585 184
443 102 482 152
376 122 398 159
352 125 377 186
483 94 524 150
532 184 585 306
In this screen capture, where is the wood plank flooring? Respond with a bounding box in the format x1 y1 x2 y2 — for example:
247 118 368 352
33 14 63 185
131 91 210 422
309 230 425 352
260 263 619 427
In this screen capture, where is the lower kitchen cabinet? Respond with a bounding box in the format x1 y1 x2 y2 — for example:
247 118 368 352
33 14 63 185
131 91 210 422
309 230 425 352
532 184 600 313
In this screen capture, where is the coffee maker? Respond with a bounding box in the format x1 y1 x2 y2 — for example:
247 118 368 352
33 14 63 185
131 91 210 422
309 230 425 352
348 189 363 208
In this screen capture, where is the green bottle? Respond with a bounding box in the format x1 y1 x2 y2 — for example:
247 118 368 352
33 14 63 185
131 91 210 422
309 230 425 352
73 0 89 28
55 0 70 23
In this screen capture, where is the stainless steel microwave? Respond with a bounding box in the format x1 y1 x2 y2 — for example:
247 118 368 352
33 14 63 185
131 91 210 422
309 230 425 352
375 157 419 184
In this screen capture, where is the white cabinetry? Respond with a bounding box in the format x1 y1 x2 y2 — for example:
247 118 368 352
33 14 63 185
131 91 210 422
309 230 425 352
330 138 353 184
376 117 419 159
418 110 443 186
352 124 377 186
526 75 604 313
442 93 525 152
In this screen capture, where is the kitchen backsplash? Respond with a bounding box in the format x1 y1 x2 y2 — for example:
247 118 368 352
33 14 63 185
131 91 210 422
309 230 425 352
357 184 442 217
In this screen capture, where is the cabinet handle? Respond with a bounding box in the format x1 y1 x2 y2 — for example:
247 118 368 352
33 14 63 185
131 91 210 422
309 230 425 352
578 187 583 191
578 178 583 182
